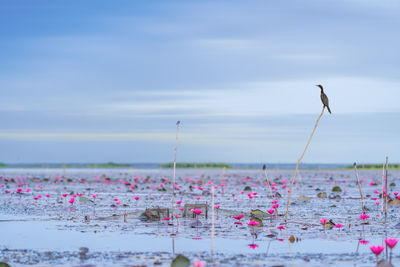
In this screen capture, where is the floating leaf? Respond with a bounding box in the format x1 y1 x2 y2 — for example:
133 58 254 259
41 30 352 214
298 195 311 201
317 192 327 198
79 196 93 203
388 198 400 205
332 186 342 192
251 209 267 219
171 254 190 267
243 186 252 191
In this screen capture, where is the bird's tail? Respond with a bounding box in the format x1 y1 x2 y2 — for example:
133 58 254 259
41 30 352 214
327 106 331 114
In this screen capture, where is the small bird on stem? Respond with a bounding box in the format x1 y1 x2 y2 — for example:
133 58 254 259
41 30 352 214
316 85 331 114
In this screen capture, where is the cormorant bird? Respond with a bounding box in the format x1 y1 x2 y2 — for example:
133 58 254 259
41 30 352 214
316 85 331 114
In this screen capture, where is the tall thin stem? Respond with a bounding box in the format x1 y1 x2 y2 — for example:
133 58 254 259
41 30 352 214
211 181 215 257
384 156 389 219
171 121 180 228
381 163 385 215
263 165 274 198
285 107 325 223
353 163 365 214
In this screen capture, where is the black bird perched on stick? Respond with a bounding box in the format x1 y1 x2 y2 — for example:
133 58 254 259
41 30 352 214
316 85 331 114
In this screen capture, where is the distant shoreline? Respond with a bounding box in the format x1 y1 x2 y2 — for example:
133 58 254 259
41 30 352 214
2 162 397 170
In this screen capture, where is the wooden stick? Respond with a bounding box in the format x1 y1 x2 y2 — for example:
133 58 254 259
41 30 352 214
285 107 325 223
263 164 274 198
211 180 215 257
353 163 365 214
384 156 389 219
381 163 385 214
171 121 180 227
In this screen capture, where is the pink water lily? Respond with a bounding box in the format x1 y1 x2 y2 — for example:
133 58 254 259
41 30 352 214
234 214 244 221
247 220 259 236
247 220 259 227
193 209 203 226
370 245 385 264
267 209 274 215
385 238 398 249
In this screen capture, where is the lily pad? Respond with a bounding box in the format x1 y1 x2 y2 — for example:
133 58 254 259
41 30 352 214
317 192 327 198
251 209 267 219
171 255 190 267
79 196 93 203
243 186 252 191
298 195 311 201
332 186 342 192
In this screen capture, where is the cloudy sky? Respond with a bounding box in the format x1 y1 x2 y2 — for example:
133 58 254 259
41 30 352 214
0 0 399 164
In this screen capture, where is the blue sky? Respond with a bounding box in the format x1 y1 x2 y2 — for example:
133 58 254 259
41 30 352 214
0 0 399 164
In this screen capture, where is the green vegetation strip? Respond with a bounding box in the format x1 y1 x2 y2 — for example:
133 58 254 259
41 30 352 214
159 163 232 169
345 164 400 170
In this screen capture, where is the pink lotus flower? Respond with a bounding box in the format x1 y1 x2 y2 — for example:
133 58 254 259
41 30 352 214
215 204 220 209
334 224 343 228
134 196 140 200
45 194 50 197
247 220 260 227
359 214 370 221
92 194 97 199
320 218 327 225
193 209 203 215
385 238 398 249
267 209 274 215
193 260 205 267
248 244 259 249
234 214 244 220
176 200 182 204
162 217 171 221
69 197 75 204
394 192 399 196
370 245 384 256
277 225 286 230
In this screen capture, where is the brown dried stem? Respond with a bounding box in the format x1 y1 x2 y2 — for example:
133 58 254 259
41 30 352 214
353 163 365 214
285 107 325 223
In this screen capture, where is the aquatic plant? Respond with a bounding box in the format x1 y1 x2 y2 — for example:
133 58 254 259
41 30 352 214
369 245 384 265
385 238 398 262
171 120 181 228
285 86 330 223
